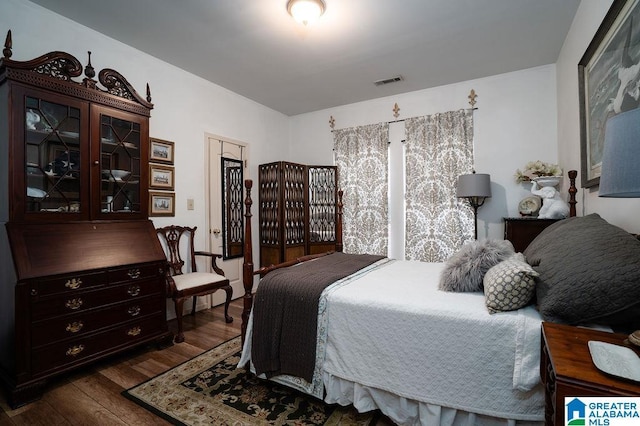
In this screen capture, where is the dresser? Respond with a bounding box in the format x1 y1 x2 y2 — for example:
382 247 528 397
0 32 172 407
503 217 559 252
540 322 640 425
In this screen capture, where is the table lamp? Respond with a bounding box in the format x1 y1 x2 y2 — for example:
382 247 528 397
598 107 640 346
599 108 640 198
457 172 492 239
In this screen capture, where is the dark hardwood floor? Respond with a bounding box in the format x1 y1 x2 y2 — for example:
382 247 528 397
0 298 243 425
0 298 396 426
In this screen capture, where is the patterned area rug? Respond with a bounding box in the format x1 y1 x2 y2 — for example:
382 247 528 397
123 337 379 425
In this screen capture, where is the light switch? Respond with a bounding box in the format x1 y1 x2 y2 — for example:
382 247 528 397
187 198 194 210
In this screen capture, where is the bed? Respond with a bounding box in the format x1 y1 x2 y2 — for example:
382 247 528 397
237 172 640 426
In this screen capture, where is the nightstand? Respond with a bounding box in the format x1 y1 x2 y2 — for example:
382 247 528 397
503 217 559 252
540 322 640 426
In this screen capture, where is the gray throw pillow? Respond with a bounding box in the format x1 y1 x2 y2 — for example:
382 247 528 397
439 239 515 292
484 253 538 314
524 214 640 329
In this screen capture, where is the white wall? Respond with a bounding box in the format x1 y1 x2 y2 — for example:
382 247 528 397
7 0 635 255
2 0 289 260
289 65 559 242
557 0 640 233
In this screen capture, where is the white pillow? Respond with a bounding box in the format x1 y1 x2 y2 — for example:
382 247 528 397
484 253 539 314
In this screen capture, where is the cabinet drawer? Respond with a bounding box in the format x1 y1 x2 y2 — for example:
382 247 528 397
31 278 163 320
31 314 165 377
30 271 107 297
31 294 164 348
109 263 163 284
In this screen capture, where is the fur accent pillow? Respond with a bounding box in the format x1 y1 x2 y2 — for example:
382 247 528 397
484 253 538 314
439 239 515 292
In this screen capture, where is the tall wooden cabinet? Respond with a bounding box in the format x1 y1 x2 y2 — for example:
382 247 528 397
0 32 172 407
258 162 338 267
8 66 150 220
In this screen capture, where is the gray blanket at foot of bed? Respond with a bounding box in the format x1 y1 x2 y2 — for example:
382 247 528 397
251 252 384 382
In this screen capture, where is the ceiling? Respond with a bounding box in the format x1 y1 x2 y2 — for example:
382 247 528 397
28 0 581 116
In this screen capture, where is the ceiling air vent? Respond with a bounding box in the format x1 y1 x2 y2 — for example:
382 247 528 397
374 75 404 86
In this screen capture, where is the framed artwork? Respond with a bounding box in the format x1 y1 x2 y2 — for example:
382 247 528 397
149 191 175 216
579 0 640 188
149 164 175 190
149 138 175 164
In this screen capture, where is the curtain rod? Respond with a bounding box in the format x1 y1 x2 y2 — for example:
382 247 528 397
330 89 478 132
385 107 478 125
330 107 478 132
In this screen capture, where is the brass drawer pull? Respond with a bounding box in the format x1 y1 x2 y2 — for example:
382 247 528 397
127 306 141 317
65 278 83 289
65 321 84 333
65 298 83 310
127 285 141 297
66 344 85 357
127 326 141 337
127 268 141 279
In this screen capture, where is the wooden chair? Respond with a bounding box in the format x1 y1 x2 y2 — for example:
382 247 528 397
156 225 233 343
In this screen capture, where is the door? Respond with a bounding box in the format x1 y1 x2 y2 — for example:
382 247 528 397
92 104 148 220
206 135 246 308
13 86 90 222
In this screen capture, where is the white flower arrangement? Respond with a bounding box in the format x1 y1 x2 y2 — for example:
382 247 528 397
514 160 562 184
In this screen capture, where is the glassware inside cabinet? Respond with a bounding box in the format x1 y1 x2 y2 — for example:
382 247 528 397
100 114 141 213
24 96 81 213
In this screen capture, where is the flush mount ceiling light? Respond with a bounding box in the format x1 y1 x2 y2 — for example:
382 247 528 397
287 0 326 25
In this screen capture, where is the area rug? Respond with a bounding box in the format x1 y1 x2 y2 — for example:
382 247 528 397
123 336 379 425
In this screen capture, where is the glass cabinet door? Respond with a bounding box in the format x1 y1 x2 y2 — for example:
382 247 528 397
11 88 149 221
18 89 89 220
94 105 148 218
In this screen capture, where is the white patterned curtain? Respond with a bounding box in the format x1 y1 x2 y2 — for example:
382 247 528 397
333 123 389 255
404 109 474 262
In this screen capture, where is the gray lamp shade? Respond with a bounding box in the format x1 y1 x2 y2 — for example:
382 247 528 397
599 108 640 198
457 173 492 198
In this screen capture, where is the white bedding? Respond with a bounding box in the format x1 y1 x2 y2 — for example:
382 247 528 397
239 259 545 426
322 260 544 424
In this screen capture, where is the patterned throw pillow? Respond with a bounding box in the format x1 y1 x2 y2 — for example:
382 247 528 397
483 254 539 314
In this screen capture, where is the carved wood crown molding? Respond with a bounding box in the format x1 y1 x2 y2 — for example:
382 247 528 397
0 30 153 116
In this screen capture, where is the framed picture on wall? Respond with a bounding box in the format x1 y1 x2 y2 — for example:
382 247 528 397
149 138 175 164
149 164 175 190
578 0 640 188
149 191 175 216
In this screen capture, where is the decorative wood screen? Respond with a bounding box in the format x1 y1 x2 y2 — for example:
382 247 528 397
258 162 337 267
308 166 337 243
258 162 280 246
282 162 307 245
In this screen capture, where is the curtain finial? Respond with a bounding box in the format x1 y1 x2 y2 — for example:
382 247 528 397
468 89 478 108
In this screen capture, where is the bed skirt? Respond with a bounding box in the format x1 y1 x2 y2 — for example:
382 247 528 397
323 372 543 426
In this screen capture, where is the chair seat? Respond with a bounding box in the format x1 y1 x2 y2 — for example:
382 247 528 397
173 272 227 291
156 225 233 343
